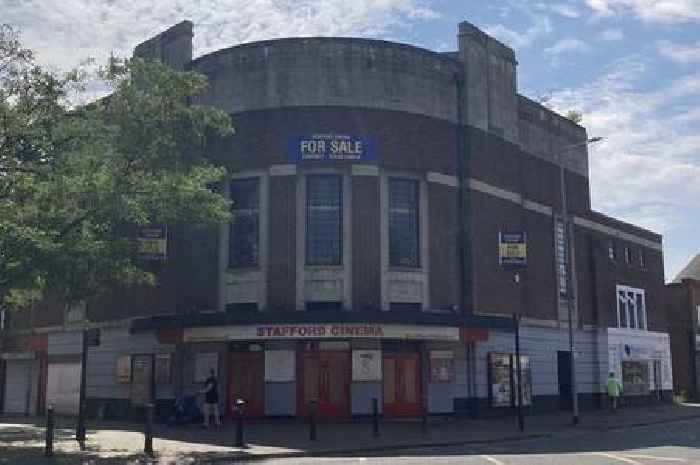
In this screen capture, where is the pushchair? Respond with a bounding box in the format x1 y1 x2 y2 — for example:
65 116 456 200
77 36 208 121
167 393 203 426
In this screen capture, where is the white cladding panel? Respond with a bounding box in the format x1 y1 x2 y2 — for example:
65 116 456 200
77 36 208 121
46 363 81 415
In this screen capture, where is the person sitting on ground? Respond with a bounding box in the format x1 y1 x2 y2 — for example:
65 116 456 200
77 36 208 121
607 371 623 412
201 369 221 428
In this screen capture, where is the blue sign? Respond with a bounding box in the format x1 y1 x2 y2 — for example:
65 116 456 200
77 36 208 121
288 135 375 162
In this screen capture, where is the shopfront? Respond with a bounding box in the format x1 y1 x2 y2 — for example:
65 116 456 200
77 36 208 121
608 328 672 400
183 323 463 418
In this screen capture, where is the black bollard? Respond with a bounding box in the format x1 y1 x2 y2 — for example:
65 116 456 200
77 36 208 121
144 403 154 457
235 398 246 448
372 398 380 437
45 404 55 457
421 409 428 436
309 400 318 441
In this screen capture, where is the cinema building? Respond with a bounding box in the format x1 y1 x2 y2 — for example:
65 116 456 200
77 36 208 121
0 20 672 420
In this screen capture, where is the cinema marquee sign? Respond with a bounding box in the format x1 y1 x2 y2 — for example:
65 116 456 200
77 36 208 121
184 323 459 342
288 134 376 162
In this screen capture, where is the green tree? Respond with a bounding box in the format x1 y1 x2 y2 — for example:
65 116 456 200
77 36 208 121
0 25 234 316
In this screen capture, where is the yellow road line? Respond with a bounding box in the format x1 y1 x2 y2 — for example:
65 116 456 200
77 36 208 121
593 452 643 464
480 455 506 465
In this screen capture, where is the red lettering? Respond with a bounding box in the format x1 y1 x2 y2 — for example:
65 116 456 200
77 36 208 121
319 326 327 336
298 326 307 336
257 327 265 337
331 325 340 336
273 327 281 337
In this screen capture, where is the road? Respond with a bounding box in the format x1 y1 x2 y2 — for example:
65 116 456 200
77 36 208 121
240 417 700 465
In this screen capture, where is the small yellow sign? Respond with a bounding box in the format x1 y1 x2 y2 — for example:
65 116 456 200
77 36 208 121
499 232 527 266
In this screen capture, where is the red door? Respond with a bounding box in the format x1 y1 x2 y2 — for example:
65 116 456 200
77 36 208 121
298 351 350 419
383 353 422 417
228 352 265 418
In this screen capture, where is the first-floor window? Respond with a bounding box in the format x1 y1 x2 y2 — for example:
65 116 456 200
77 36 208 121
229 178 260 268
616 285 647 330
389 177 420 267
306 175 342 265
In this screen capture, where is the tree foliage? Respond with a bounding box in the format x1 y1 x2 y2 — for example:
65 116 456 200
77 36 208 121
0 25 234 312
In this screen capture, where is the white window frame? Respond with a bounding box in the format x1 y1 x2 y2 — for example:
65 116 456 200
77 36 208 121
608 240 615 260
616 285 647 330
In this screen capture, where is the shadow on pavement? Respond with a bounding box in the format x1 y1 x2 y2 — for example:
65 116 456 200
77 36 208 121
1 403 700 463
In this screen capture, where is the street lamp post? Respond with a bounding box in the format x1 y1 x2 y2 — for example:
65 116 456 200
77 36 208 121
558 136 603 426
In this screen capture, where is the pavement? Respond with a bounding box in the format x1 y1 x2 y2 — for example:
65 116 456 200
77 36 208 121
2 403 700 464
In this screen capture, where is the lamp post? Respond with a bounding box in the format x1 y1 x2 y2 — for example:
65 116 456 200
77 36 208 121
558 136 603 425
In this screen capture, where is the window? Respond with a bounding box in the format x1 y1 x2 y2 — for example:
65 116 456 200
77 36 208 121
616 285 647 330
389 178 420 267
0 308 6 331
229 178 260 268
622 361 650 395
639 249 645 268
624 246 631 264
608 240 616 260
306 175 342 265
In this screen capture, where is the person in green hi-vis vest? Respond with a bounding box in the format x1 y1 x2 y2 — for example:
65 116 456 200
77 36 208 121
607 372 623 412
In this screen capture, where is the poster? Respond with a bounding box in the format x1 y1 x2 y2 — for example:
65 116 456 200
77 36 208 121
511 355 533 407
490 353 512 407
130 354 153 406
265 350 296 382
116 355 131 384
352 350 382 382
154 353 172 384
429 350 455 383
137 224 167 261
195 353 218 382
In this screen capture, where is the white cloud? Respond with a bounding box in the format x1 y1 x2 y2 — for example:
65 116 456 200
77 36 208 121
550 3 582 18
584 0 700 23
483 1 554 49
597 28 625 41
547 56 700 277
544 37 592 56
657 39 700 64
3 0 440 69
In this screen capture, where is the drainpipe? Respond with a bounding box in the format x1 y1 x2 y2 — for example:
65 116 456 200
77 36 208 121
455 72 475 416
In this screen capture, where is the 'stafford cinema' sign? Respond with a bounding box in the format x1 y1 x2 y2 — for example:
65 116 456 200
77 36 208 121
184 323 459 342
288 134 375 161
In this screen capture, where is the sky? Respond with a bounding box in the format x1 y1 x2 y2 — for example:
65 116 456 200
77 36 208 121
3 0 699 281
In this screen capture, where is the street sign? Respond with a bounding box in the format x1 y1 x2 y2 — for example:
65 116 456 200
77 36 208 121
499 232 527 267
85 328 100 347
137 224 167 261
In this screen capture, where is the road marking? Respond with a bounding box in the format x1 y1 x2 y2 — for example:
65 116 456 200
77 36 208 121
621 454 686 462
593 452 642 464
480 455 506 465
357 459 367 462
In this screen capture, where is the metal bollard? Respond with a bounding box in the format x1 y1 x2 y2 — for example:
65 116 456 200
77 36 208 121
372 398 380 437
45 404 55 457
421 408 428 436
144 403 154 457
235 398 246 448
309 400 318 441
